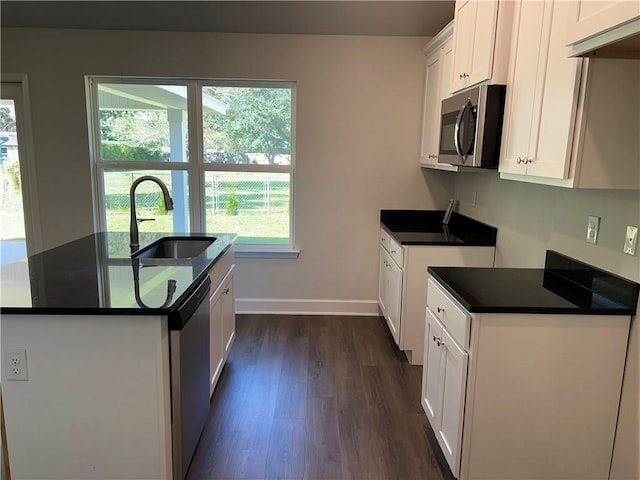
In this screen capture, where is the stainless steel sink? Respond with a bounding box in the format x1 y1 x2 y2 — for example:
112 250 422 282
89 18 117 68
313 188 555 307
132 236 216 259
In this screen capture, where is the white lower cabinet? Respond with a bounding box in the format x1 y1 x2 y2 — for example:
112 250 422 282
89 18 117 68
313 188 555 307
422 278 632 479
377 227 494 365
423 308 468 478
378 245 402 344
208 248 236 397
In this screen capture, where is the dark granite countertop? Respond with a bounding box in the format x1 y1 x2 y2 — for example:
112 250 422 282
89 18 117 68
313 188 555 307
380 210 497 246
0 232 236 324
428 251 639 315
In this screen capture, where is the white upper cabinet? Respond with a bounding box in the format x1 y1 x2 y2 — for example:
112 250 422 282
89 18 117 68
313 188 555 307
566 0 640 57
449 0 513 94
499 0 640 189
420 22 453 169
500 0 582 180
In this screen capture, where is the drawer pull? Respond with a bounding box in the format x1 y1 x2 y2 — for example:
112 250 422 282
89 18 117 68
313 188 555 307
437 307 445 313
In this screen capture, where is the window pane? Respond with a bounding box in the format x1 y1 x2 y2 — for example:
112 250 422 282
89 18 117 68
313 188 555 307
204 172 290 245
97 84 188 162
103 169 189 234
202 86 291 165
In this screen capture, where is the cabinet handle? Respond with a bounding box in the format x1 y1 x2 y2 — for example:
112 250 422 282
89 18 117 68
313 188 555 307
391 250 396 254
223 288 230 295
517 157 523 164
437 307 445 313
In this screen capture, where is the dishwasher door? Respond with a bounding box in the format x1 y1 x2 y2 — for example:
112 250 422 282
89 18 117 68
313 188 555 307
169 277 211 479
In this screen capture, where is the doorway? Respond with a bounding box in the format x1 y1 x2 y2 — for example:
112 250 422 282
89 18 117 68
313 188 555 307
0 80 40 265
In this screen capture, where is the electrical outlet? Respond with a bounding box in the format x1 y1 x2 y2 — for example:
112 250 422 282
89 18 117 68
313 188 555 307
586 215 600 245
624 226 638 255
5 349 28 381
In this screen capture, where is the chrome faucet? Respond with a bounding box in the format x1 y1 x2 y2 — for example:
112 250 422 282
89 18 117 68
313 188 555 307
130 175 174 253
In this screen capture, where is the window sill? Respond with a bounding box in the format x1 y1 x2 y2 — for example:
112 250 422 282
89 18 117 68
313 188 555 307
234 248 301 259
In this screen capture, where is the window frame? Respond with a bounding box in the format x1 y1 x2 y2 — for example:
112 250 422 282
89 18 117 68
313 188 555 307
86 76 297 253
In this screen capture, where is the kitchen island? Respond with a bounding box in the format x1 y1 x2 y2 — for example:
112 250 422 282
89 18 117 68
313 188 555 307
0 231 236 479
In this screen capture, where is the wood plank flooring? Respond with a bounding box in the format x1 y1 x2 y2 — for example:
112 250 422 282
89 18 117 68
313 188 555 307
187 314 444 480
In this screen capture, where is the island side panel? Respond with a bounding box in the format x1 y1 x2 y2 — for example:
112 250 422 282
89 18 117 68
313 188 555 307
461 313 630 480
1 314 172 479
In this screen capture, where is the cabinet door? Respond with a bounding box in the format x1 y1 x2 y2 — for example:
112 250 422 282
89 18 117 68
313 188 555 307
422 309 444 425
499 0 582 180
450 0 498 92
209 288 224 397
221 271 235 360
378 248 389 317
420 48 443 166
499 0 545 175
450 0 476 92
566 0 640 46
436 324 468 478
528 0 582 179
441 38 454 99
386 257 403 345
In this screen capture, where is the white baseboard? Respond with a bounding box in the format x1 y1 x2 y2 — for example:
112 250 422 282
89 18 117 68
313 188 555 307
236 298 380 316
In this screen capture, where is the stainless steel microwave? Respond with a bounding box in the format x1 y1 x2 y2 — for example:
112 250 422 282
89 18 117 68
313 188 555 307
438 84 506 168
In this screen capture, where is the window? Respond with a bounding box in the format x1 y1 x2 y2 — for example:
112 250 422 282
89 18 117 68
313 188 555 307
88 78 295 250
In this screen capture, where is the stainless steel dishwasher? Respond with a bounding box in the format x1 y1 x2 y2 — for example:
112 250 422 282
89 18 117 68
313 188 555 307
169 276 211 480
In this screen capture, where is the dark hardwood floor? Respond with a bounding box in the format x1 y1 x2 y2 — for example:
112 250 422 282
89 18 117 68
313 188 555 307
187 314 444 480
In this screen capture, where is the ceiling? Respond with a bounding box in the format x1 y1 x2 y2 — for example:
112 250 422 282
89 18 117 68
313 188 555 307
0 1 455 37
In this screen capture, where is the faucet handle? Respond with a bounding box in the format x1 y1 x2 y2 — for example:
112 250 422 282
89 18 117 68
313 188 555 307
137 218 156 224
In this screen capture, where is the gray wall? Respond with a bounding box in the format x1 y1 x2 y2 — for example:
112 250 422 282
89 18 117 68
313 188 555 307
453 172 640 280
1 27 454 311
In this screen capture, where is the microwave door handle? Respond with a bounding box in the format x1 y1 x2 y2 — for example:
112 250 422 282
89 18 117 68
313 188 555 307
454 100 471 160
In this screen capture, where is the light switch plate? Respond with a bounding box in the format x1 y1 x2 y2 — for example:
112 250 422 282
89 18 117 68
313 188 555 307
586 215 600 244
624 226 638 255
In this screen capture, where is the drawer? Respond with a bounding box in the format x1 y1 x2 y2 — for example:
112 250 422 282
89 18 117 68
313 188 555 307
427 278 470 349
380 228 391 250
388 236 403 266
380 227 404 266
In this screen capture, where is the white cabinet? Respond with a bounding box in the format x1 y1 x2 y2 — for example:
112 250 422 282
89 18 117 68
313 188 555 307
499 0 640 189
208 247 235 397
566 0 640 57
378 231 403 344
500 0 582 180
448 0 513 94
377 227 494 365
221 270 235 360
422 307 468 478
420 22 453 168
421 277 632 479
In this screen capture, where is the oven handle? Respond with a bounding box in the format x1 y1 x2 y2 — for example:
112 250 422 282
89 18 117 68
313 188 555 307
454 99 472 161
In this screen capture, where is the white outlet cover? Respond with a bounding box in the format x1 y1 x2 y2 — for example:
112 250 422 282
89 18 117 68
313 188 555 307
4 349 28 381
586 215 600 245
624 226 638 255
